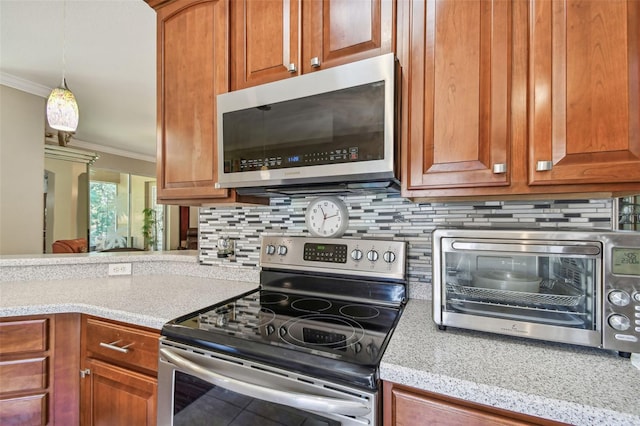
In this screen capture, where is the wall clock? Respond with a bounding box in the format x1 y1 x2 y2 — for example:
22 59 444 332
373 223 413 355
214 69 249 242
305 196 349 238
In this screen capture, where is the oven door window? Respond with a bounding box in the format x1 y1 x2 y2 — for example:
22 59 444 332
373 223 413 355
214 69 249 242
441 240 601 330
173 371 340 426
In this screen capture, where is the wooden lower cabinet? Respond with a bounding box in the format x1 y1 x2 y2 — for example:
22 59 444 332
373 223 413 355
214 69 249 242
0 314 80 426
80 316 159 426
383 382 565 426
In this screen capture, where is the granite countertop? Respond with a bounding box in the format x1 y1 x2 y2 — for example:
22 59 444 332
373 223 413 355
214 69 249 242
0 250 199 267
380 299 640 425
0 274 258 329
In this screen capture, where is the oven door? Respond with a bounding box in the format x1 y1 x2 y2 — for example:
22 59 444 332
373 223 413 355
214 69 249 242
158 340 377 426
434 237 603 347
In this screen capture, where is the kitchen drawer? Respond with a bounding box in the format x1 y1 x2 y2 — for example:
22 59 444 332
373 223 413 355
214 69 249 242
0 393 47 426
83 317 159 375
0 357 48 393
0 319 48 355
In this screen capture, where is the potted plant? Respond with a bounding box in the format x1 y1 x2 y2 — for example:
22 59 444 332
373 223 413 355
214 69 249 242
141 208 157 250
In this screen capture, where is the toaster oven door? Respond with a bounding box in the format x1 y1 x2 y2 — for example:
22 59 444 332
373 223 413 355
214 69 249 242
434 238 602 347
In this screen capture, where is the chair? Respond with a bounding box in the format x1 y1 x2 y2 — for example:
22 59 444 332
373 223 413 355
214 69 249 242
52 238 88 253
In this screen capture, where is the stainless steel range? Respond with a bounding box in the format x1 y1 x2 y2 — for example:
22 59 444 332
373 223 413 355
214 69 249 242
158 236 407 426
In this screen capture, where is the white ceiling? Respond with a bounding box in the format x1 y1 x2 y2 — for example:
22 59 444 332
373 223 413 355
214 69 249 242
0 0 157 160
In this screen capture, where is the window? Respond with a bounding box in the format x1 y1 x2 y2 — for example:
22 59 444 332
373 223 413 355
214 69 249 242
89 169 163 251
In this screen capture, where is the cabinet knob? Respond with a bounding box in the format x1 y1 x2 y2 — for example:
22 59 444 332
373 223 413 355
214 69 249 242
536 160 553 171
310 57 321 68
492 163 507 174
288 63 297 73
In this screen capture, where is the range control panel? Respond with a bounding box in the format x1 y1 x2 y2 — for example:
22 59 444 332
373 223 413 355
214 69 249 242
260 236 406 280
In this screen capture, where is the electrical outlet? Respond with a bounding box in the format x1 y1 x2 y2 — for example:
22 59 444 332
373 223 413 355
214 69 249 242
108 263 132 276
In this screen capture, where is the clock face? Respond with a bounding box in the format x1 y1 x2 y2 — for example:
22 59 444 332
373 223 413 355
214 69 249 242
305 196 349 238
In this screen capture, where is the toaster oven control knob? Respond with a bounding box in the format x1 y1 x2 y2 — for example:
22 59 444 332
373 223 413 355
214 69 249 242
351 249 363 261
265 244 276 255
608 290 631 307
633 292 640 303
608 314 631 331
367 250 379 262
277 245 288 256
383 251 396 263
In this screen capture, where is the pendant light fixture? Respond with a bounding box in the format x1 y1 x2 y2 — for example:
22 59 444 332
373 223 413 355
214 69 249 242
46 0 79 132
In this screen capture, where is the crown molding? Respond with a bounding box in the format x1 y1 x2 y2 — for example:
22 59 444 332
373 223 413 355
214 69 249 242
0 72 51 98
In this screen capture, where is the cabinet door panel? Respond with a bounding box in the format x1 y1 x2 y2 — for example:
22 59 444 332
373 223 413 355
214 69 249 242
0 357 47 393
529 0 640 185
302 0 394 73
81 359 157 426
231 0 299 89
405 0 511 190
0 319 48 355
156 0 230 201
0 394 47 426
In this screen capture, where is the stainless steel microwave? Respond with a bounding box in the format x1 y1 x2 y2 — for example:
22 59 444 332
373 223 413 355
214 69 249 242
432 228 640 356
215 53 398 196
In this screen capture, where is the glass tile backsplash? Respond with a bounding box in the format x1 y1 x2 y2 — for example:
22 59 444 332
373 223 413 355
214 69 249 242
199 194 614 300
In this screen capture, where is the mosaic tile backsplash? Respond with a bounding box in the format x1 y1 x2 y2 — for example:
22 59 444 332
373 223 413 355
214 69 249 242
199 194 614 300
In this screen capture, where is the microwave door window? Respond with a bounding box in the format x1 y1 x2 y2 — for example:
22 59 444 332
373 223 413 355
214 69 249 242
222 82 385 173
443 251 598 331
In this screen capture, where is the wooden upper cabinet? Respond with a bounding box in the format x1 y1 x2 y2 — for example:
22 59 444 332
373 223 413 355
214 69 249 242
231 0 395 89
403 0 512 191
529 0 640 186
154 0 261 205
231 0 299 90
301 0 395 74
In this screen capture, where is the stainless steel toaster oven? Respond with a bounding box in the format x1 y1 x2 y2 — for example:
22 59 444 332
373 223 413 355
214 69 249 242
432 229 640 355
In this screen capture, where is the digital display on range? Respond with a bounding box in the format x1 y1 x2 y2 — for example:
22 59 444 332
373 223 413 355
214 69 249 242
303 243 347 263
612 248 640 276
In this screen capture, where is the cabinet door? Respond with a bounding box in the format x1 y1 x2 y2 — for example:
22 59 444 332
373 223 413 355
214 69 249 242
156 0 231 202
80 358 157 426
403 0 511 191
529 0 640 185
231 0 299 89
301 0 394 73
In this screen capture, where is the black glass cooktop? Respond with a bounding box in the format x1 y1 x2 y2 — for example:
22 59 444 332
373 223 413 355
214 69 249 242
162 288 403 390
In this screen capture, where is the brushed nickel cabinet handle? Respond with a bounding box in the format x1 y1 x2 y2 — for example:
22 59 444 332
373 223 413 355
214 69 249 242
310 57 321 68
99 340 132 354
288 63 297 73
536 160 553 171
492 163 507 174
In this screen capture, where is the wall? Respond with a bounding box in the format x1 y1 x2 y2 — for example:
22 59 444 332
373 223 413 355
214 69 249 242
0 85 44 254
44 157 89 252
199 194 614 299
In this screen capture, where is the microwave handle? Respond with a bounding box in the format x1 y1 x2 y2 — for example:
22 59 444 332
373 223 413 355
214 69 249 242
159 348 370 417
450 241 600 256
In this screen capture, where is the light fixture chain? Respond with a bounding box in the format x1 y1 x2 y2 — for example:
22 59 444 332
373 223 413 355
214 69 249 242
62 0 67 83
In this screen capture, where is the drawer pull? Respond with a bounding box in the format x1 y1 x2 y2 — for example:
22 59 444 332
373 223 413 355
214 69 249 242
99 340 132 354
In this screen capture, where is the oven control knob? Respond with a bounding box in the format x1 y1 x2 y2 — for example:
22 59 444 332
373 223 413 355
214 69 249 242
277 245 288 256
608 314 631 331
265 324 275 336
367 250 379 262
351 249 363 261
366 343 379 357
265 244 276 255
609 290 631 307
279 326 287 337
383 251 396 263
354 342 362 353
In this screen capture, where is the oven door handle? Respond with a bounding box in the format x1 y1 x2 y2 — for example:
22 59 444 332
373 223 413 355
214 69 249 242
159 348 371 417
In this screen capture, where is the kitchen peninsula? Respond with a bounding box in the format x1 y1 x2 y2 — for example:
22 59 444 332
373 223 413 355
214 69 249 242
1 252 638 425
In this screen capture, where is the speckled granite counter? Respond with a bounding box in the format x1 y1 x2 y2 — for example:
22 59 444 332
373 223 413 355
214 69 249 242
0 274 258 329
380 299 640 425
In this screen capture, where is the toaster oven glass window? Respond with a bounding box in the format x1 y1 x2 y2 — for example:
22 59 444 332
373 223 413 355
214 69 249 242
442 246 599 330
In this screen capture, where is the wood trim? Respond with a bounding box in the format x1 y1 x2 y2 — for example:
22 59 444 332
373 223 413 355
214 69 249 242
52 313 80 426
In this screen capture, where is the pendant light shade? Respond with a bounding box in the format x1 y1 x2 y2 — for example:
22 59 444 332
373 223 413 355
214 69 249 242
47 78 79 132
